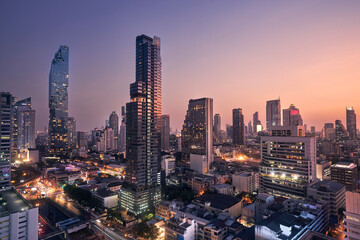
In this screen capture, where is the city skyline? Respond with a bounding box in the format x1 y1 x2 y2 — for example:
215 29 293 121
1 1 360 132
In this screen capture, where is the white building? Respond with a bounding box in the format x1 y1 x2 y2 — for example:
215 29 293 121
316 160 331 180
162 155 175 176
190 154 207 174
94 189 119 209
0 189 38 240
345 191 360 240
210 183 233 195
232 172 259 193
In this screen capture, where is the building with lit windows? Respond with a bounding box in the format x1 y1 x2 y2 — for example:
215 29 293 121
182 98 213 173
48 45 69 154
283 104 303 126
266 99 281 130
331 161 358 191
121 35 162 214
0 92 12 189
259 126 316 199
109 111 119 150
67 117 76 150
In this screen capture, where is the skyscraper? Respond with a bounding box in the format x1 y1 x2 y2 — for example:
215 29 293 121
323 123 335 140
266 99 281 130
67 117 76 150
161 115 170 151
109 111 119 150
181 98 213 173
259 126 316 199
13 97 35 153
346 107 356 139
121 35 162 214
48 45 69 154
0 92 12 189
119 106 126 152
283 104 303 126
335 120 349 141
232 108 244 145
214 113 221 142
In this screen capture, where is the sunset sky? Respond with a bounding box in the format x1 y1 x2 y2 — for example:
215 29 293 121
1 1 360 132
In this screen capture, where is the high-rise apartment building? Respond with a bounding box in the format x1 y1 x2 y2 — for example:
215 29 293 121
13 97 35 153
253 112 260 133
161 115 170 151
0 92 12 189
259 126 316 199
232 108 244 145
335 120 349 141
109 111 119 150
346 107 357 139
266 99 281 130
345 191 360 240
213 113 221 142
49 45 69 154
323 123 335 140
283 104 303 126
76 131 87 149
182 98 213 173
121 35 162 214
67 117 76 150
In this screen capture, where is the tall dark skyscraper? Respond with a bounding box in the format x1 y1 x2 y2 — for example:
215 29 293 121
161 115 170 151
109 111 119 150
214 113 221 142
48 45 69 154
335 120 349 141
119 106 126 152
266 99 281 130
0 92 12 189
233 108 244 145
182 98 213 173
346 107 356 139
121 35 162 214
283 104 303 126
67 117 76 150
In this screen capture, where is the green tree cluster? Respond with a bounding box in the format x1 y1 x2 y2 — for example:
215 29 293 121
63 184 100 209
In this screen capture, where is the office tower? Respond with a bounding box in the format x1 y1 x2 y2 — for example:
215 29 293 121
76 131 87 149
346 107 357 139
345 191 360 239
182 98 213 173
121 35 162 214
109 111 119 150
253 112 259 133
266 99 281 130
0 189 39 240
104 128 115 151
161 115 170 151
12 97 35 154
335 120 349 141
214 113 221 141
0 92 12 189
323 123 335 140
67 117 76 150
248 121 252 136
311 126 316 135
259 126 316 199
226 124 233 140
232 108 244 145
119 106 126 152
48 45 69 154
283 104 303 126
331 161 358 191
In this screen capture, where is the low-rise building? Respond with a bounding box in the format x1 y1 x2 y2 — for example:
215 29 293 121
211 183 234 195
93 189 118 209
232 172 259 193
331 161 358 191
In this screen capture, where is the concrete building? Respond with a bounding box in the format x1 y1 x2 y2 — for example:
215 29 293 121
283 104 303 127
93 189 119 209
210 183 234 195
232 108 244 145
259 126 316 199
331 161 358 191
67 117 76 150
161 155 175 176
161 115 170 151
316 160 331 180
165 217 196 240
345 191 360 240
0 189 38 240
232 172 259 193
307 180 346 216
0 92 12 189
346 107 357 139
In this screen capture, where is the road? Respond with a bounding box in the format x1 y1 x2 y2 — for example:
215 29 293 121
91 220 128 240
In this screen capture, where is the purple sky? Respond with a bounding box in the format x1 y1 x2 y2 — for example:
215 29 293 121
1 1 360 132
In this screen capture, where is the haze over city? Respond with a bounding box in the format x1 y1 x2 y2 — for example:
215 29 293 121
1 0 360 131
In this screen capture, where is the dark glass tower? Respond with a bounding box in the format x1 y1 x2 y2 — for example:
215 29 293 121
121 35 162 214
161 115 170 151
266 99 281 130
233 108 244 145
48 45 69 154
109 111 119 150
0 92 12 189
346 107 356 139
283 104 303 126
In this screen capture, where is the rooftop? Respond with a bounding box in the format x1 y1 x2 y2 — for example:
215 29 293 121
194 193 241 210
0 188 33 217
308 180 345 193
94 189 117 198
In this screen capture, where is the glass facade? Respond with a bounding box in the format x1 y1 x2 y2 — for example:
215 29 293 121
48 45 69 154
0 92 12 189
